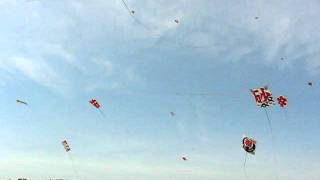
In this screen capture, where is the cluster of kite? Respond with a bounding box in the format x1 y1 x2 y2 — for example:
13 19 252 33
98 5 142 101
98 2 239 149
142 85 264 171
241 85 292 179
14 1 318 178
13 81 316 180
243 86 289 155
250 86 288 108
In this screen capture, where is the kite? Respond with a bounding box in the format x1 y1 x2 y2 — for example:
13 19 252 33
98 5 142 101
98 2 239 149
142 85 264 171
250 86 275 108
89 98 101 109
255 17 259 19
61 139 80 179
174 19 179 24
182 157 188 161
62 140 71 152
89 98 106 117
308 82 313 86
250 86 274 150
170 112 175 116
277 95 289 123
249 87 280 179
131 10 135 14
242 136 256 155
280 57 284 60
242 136 257 180
16 99 28 105
277 96 288 108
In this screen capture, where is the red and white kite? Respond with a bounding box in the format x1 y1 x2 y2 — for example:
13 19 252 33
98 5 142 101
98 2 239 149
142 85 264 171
242 136 256 155
89 99 101 109
62 140 71 152
251 86 274 108
277 96 288 108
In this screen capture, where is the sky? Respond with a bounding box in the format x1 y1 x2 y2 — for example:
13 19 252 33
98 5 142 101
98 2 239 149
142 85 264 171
0 0 319 179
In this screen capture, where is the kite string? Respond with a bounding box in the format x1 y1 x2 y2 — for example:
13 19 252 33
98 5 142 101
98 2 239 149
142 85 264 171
243 152 249 180
121 0 131 14
68 153 80 180
263 108 280 180
120 0 154 33
264 108 275 141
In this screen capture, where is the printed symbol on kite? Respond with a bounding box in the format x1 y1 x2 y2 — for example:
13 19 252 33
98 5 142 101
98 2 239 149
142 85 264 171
62 140 71 152
277 96 288 108
90 98 101 109
250 86 275 108
242 136 256 155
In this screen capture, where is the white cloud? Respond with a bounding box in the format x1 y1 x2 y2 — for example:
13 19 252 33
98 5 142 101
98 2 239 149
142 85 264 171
92 58 114 76
0 56 66 90
1 0 320 95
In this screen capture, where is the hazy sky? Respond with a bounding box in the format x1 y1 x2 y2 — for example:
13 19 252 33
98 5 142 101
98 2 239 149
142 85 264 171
0 0 319 179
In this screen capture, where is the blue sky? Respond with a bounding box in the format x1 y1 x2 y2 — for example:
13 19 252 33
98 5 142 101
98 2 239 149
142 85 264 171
0 0 319 179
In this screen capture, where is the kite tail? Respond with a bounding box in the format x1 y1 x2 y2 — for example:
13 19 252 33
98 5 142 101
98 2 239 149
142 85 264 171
98 109 106 118
68 153 80 180
283 108 289 122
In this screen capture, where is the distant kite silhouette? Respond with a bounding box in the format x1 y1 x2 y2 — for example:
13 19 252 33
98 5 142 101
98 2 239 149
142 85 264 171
16 99 28 106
